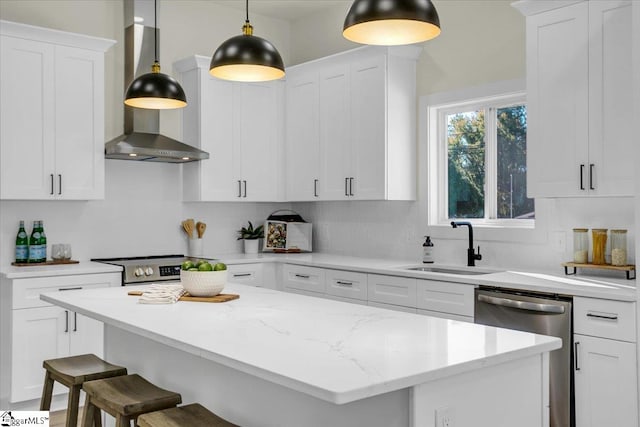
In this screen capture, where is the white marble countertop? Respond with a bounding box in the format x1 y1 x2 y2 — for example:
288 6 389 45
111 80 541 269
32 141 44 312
0 261 122 279
218 253 637 302
41 283 560 404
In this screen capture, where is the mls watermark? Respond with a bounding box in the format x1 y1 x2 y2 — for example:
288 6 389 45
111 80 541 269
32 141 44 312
1 411 49 427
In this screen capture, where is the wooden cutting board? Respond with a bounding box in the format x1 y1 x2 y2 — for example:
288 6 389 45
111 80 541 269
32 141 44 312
128 290 239 303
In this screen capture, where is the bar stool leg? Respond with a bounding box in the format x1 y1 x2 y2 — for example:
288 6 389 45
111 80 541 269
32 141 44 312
65 385 81 427
40 371 54 411
81 396 97 427
115 414 130 427
93 405 102 427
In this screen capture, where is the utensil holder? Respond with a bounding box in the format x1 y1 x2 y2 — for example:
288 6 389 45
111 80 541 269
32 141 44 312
188 238 203 257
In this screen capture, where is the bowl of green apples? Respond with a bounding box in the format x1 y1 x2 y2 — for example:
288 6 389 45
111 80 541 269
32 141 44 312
180 260 228 297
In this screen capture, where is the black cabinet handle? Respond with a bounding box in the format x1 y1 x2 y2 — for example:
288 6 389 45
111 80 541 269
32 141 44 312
586 312 618 321
237 180 242 197
336 281 353 287
58 174 62 195
295 274 310 279
64 310 69 333
574 341 580 371
345 178 349 196
579 164 585 190
73 312 77 332
589 164 594 190
243 180 247 198
314 179 318 197
59 287 83 291
50 174 55 195
233 273 252 278
349 177 354 196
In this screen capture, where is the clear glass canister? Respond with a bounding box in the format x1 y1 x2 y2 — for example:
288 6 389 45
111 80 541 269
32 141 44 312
592 229 608 265
610 229 628 266
572 228 589 264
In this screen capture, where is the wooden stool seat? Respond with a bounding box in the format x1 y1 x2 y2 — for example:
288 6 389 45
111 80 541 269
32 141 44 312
40 354 127 427
137 403 238 427
82 374 182 427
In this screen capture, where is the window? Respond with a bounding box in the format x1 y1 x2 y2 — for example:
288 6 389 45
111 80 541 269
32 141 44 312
429 91 534 226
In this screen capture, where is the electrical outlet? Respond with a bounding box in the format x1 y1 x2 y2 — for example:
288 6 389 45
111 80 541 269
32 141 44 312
436 406 455 427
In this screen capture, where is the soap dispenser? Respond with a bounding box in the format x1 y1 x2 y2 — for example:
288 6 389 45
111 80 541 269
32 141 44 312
422 236 434 263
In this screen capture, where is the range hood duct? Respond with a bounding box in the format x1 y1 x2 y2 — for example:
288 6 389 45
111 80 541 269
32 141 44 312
106 0 208 163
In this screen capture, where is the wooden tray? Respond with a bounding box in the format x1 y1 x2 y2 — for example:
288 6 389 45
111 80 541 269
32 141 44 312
562 262 636 280
11 259 79 267
128 290 239 303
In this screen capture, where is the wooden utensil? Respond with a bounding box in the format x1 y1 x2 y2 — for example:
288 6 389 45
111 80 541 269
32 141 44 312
196 222 206 238
181 218 195 238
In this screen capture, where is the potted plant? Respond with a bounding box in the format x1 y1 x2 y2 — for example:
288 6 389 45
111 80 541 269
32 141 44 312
237 221 264 254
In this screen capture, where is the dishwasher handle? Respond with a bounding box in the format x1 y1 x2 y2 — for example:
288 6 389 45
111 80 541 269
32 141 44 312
477 293 566 314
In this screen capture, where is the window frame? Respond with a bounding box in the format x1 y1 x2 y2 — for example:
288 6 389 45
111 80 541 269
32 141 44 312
428 90 534 228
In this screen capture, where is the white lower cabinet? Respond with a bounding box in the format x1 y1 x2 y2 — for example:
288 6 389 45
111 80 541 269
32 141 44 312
368 301 417 314
6 272 120 403
227 263 264 287
367 274 417 308
573 334 637 427
416 279 474 319
573 296 638 427
282 264 325 295
325 269 367 301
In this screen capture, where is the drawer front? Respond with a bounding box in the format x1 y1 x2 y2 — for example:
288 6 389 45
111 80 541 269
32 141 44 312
574 297 636 342
282 264 325 294
367 274 417 307
416 280 474 317
326 294 369 307
325 269 367 301
13 273 120 309
227 263 263 287
368 301 417 314
417 308 474 323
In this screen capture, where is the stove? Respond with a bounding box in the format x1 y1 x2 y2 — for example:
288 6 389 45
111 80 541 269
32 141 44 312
92 255 215 285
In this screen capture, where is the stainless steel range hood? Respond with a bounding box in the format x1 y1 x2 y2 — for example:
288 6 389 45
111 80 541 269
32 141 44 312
106 0 209 163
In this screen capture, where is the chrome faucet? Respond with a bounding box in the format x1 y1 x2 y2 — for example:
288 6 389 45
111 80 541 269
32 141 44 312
450 221 482 266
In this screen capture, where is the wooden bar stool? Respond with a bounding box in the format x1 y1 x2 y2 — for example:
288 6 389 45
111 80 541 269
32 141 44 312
137 403 238 427
40 354 128 427
81 374 182 427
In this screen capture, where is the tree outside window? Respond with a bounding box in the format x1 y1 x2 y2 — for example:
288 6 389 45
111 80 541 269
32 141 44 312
444 97 534 222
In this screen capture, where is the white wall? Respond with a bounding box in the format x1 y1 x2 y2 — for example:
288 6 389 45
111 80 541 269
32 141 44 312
0 0 290 264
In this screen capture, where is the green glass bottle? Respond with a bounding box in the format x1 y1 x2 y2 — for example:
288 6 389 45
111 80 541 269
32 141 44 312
39 220 47 262
15 220 28 263
28 220 41 263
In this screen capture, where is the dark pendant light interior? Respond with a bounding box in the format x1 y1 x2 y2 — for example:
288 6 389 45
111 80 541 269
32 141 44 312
209 0 285 82
343 0 441 46
124 0 187 109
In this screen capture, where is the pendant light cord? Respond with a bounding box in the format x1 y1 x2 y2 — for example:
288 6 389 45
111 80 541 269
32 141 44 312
154 0 158 63
245 0 249 24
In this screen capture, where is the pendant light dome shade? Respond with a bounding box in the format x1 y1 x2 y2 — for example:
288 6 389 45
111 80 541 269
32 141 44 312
209 0 285 82
124 62 187 109
210 31 285 82
343 0 441 46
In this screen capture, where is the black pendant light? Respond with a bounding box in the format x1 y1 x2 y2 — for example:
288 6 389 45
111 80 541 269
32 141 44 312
124 0 187 109
343 0 441 46
209 0 285 82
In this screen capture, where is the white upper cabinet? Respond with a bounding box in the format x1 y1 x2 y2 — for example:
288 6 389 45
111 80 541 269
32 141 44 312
0 20 114 200
517 1 633 197
285 46 419 201
175 56 284 202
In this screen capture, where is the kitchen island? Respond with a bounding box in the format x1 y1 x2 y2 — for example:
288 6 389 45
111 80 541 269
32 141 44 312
42 283 561 427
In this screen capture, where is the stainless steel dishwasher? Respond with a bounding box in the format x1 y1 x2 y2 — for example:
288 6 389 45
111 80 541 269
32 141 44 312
475 287 573 427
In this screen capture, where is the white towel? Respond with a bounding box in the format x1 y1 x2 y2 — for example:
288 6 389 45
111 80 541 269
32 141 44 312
138 283 186 304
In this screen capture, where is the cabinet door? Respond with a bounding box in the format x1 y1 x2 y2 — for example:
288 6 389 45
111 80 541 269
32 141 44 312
200 76 237 201
0 36 55 200
587 0 634 196
574 334 638 427
526 3 589 197
285 69 320 201
54 46 105 200
237 82 282 201
349 54 386 200
12 306 69 402
319 61 351 200
227 263 264 287
69 312 104 356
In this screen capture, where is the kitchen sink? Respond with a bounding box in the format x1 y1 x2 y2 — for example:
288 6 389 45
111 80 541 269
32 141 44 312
400 266 499 275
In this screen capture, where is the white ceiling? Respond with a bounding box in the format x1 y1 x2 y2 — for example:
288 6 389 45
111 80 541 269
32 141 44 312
211 0 352 22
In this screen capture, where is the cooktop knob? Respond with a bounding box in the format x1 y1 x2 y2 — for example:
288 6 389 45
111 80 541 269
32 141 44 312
144 267 154 276
134 267 144 277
